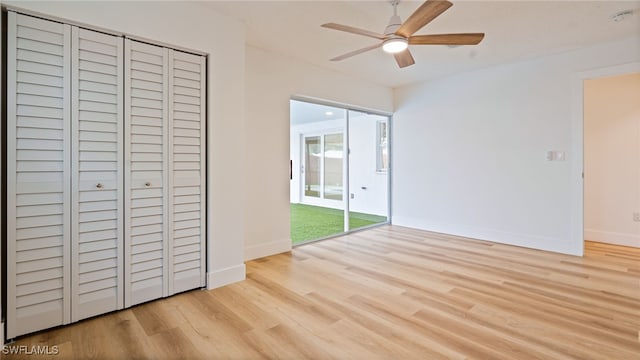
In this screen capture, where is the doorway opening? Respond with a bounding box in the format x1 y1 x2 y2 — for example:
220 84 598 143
583 72 640 249
290 99 391 245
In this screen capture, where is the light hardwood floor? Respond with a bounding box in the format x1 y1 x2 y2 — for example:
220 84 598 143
4 226 640 359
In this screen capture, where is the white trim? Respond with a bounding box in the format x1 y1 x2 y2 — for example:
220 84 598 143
199 55 208 287
571 61 640 256
393 216 582 256
206 264 246 290
585 229 640 248
245 239 292 261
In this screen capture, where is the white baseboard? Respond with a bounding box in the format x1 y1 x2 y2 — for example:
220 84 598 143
585 229 640 248
206 263 246 290
245 239 291 261
392 215 582 256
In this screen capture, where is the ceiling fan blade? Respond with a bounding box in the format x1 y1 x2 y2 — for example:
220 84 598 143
395 0 453 38
394 49 415 68
322 23 386 40
409 33 485 45
330 43 382 61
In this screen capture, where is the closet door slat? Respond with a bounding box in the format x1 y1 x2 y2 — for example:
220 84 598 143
124 39 169 307
71 27 124 321
7 12 72 338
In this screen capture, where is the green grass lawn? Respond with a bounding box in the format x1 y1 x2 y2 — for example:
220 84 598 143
291 203 387 244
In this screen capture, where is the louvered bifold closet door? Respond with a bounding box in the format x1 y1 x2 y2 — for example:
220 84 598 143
71 27 124 321
124 39 169 307
6 12 72 338
168 50 206 294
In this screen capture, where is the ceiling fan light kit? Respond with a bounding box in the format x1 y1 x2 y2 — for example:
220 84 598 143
321 0 485 68
383 37 408 53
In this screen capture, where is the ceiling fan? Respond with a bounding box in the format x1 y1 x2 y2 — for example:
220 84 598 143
321 0 485 68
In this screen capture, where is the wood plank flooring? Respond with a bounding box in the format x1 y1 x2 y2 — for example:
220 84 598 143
4 225 640 359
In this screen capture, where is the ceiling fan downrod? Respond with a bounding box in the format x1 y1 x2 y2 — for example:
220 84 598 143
385 0 403 35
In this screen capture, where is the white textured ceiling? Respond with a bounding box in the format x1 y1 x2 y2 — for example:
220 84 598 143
209 1 640 88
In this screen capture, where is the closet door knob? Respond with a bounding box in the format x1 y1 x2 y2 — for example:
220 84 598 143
96 183 104 189
145 182 151 187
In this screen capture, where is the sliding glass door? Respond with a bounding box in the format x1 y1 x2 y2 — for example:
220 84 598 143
290 100 390 244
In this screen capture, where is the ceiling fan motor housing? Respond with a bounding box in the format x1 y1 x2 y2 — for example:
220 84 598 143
385 15 403 35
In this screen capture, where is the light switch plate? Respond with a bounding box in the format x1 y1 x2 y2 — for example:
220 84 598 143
546 150 566 161
546 151 554 161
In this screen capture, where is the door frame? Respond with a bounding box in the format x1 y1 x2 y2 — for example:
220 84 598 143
291 96 394 245
571 61 640 255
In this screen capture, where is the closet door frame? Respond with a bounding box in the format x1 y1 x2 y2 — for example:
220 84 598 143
198 55 207 288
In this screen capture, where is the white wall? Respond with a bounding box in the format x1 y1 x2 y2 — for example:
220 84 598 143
245 46 393 260
393 36 640 256
584 73 640 247
6 1 248 288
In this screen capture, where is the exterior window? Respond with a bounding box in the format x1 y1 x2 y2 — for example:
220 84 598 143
376 120 389 172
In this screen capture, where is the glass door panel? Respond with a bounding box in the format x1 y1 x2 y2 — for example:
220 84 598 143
323 133 343 201
304 136 321 198
347 110 389 230
291 100 346 244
